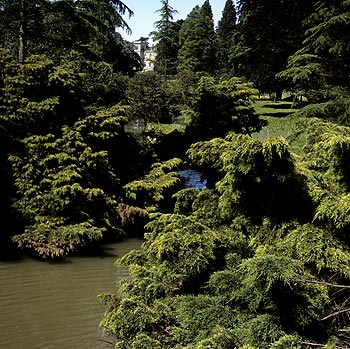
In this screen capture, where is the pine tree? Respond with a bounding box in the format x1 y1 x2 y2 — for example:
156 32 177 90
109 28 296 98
278 0 350 103
216 0 237 72
177 1 216 73
201 0 213 20
234 0 314 98
0 0 139 71
151 0 180 78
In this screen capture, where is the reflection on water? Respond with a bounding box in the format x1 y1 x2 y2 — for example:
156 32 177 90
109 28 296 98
178 169 207 190
0 238 142 349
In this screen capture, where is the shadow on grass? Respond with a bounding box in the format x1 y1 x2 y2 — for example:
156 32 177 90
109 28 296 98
260 111 295 118
261 103 295 109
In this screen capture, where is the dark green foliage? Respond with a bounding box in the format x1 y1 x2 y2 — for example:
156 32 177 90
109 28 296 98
127 72 182 124
216 0 237 72
177 3 216 73
126 72 175 124
235 0 314 97
0 0 141 72
151 1 180 77
184 76 264 141
279 0 350 106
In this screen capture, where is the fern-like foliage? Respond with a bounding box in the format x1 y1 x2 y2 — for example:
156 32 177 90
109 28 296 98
188 133 312 222
124 158 183 212
9 104 129 257
184 75 265 141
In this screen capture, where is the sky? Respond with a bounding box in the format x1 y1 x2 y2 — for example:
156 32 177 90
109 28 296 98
119 0 229 44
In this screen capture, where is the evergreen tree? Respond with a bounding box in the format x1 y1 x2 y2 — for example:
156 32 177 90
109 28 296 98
177 2 216 73
0 0 140 72
0 0 47 63
216 0 237 72
100 121 350 347
201 0 213 20
278 0 350 104
0 52 141 257
151 0 180 78
234 0 314 98
184 76 264 141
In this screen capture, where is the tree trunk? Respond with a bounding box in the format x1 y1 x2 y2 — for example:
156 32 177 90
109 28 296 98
19 0 27 64
275 88 283 101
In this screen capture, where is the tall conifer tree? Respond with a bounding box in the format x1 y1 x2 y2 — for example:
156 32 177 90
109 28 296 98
278 0 350 101
151 0 180 78
177 1 216 73
234 0 314 98
216 0 237 72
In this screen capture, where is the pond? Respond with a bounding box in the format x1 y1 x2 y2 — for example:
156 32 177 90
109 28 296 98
178 169 207 190
0 238 142 349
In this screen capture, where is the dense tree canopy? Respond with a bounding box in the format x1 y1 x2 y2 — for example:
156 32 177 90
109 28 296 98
100 120 350 348
0 0 141 72
183 76 265 141
1 0 350 347
177 3 216 73
278 0 350 104
234 0 315 97
216 0 237 72
0 0 144 256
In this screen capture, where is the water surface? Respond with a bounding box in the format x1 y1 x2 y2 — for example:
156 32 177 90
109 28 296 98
0 238 142 349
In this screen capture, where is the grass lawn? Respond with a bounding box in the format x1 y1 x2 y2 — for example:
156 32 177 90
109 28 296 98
252 99 307 154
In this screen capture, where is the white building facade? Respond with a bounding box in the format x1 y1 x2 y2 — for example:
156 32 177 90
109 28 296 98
132 38 156 72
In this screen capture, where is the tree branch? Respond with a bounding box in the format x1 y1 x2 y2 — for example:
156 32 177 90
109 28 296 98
296 279 350 289
301 342 350 349
321 307 350 321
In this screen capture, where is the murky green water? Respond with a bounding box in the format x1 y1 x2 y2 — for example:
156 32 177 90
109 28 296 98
0 238 142 349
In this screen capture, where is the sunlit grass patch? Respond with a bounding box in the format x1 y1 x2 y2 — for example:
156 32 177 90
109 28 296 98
253 99 307 154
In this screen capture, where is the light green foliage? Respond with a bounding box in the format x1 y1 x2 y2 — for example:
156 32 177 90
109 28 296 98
9 104 129 257
270 335 302 349
124 158 182 212
144 214 220 280
182 327 236 349
235 314 286 349
173 297 237 346
100 212 234 346
173 188 224 228
300 119 350 230
277 224 350 279
208 254 328 344
101 110 350 348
